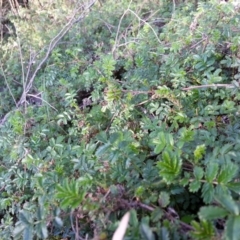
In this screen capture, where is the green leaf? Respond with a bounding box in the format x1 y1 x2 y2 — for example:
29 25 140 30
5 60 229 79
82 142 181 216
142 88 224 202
159 227 170 240
225 216 240 240
205 163 218 182
226 182 240 194
201 183 214 204
191 220 215 240
189 180 201 193
96 131 108 143
220 144 233 155
157 150 182 183
217 162 238 184
151 208 163 222
194 145 206 163
179 127 194 142
23 226 33 240
102 55 116 76
154 142 166 155
130 209 138 228
159 192 170 208
170 186 184 195
153 132 167 154
55 179 85 209
54 217 63 227
180 173 190 187
36 222 48 239
215 194 239 215
215 184 228 196
199 206 228 220
95 143 111 156
166 133 174 147
13 223 25 238
140 223 155 240
135 186 145 197
193 166 204 180
19 211 31 226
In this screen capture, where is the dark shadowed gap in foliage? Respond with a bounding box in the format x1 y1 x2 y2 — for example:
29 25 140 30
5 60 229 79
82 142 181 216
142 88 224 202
75 88 93 109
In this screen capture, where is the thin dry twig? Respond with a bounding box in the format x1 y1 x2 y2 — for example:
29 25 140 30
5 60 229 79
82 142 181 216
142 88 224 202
182 84 235 91
0 1 97 125
112 1 161 58
0 185 5 192
0 111 12 125
190 36 207 49
0 63 17 106
70 210 85 240
27 94 57 111
137 201 194 231
17 0 97 107
138 202 155 211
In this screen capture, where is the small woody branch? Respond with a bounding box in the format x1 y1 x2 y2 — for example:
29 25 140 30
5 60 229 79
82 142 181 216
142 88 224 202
182 84 235 91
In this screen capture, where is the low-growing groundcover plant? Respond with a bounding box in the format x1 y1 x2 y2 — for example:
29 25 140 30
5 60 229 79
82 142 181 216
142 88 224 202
1 0 240 239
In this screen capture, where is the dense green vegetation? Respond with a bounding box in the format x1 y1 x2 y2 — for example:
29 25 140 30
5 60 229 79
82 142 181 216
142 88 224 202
1 0 240 239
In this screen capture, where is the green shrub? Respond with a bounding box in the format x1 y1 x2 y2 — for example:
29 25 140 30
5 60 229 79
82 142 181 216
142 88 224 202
1 0 240 239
